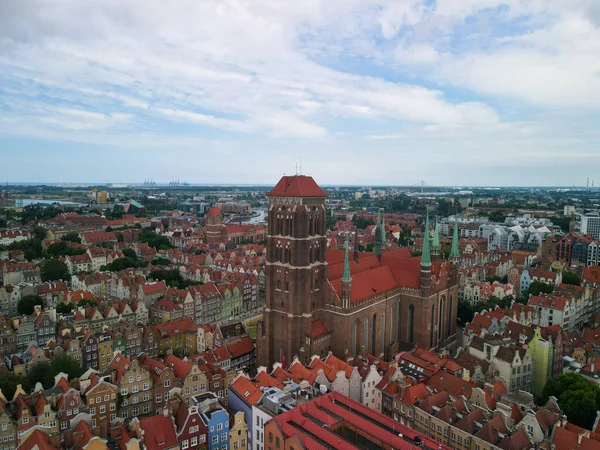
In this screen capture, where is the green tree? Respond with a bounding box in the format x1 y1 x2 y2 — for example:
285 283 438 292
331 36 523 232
122 248 137 259
18 295 44 315
51 355 84 381
40 258 70 282
26 361 54 390
562 271 580 286
0 373 26 400
488 211 506 223
457 300 475 326
32 225 48 241
56 302 75 314
46 241 71 257
101 257 147 272
352 216 376 230
151 257 171 266
520 280 555 301
541 372 600 429
140 230 172 249
61 231 81 244
26 355 84 390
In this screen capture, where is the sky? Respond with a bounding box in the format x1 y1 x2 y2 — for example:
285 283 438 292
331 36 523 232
1 0 600 187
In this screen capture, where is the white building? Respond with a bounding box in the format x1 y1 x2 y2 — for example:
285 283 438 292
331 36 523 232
582 214 600 239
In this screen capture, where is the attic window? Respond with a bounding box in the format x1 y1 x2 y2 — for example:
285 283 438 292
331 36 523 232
244 391 250 398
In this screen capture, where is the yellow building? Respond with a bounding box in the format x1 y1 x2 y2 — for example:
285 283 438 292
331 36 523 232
97 333 114 372
91 189 110 203
529 327 552 396
229 411 248 450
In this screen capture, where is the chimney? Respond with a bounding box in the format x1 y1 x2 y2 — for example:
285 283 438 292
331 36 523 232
235 324 241 337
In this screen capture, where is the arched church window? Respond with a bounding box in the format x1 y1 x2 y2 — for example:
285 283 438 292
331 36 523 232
381 310 386 351
351 322 357 356
396 303 402 341
438 297 444 343
430 304 435 349
408 304 415 344
448 295 454 338
371 313 377 355
388 307 393 344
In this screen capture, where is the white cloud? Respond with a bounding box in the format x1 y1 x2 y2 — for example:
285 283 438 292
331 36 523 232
0 0 599 184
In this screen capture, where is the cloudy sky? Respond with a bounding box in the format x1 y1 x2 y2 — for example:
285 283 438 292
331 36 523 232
1 0 599 186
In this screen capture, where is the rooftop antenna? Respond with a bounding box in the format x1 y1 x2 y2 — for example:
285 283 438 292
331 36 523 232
295 162 299 176
300 158 302 176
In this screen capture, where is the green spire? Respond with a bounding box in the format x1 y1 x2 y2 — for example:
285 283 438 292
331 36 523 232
421 213 431 266
376 209 381 229
450 217 460 259
432 218 440 251
342 237 352 282
381 217 386 246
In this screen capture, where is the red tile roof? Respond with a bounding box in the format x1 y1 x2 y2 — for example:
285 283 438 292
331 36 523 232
227 336 255 359
254 370 284 389
425 371 474 398
83 231 117 243
142 280 167 295
138 414 179 450
165 354 193 380
288 360 318 384
310 320 329 339
266 175 327 198
401 383 430 406
206 207 222 217
271 391 450 449
19 430 57 450
230 376 263 405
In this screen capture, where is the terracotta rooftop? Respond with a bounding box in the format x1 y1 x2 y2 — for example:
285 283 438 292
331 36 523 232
266 175 327 198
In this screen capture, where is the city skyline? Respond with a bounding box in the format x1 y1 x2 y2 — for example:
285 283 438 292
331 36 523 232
2 0 600 185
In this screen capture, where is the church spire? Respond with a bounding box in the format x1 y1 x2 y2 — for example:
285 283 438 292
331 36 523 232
431 218 440 260
381 217 386 247
450 217 460 261
342 237 352 282
374 209 383 261
353 227 360 263
342 236 353 308
421 213 432 267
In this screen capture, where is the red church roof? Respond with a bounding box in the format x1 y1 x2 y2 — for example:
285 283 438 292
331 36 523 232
206 207 222 217
267 175 327 198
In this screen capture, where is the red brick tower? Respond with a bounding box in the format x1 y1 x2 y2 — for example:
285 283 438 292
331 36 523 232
256 175 328 369
205 207 227 243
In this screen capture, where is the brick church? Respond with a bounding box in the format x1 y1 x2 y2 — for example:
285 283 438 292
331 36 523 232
256 175 459 369
204 207 266 244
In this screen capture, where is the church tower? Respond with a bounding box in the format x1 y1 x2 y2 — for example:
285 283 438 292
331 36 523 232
257 175 328 369
353 227 360 264
450 217 460 263
374 209 383 260
341 237 352 308
431 218 440 261
420 213 432 294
